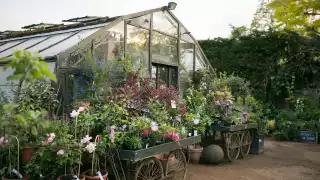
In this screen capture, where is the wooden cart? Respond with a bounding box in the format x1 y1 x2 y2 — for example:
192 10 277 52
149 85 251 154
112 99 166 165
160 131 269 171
210 124 257 162
116 136 201 180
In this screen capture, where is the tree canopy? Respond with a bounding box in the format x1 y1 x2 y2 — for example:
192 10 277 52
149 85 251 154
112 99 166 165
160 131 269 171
267 0 320 34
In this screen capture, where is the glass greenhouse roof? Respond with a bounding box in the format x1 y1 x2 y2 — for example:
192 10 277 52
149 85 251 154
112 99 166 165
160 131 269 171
0 23 108 59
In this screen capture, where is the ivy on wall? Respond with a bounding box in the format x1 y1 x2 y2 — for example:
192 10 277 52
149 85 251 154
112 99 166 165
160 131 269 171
199 29 320 108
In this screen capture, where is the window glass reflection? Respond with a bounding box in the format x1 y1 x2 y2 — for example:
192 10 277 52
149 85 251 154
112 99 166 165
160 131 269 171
128 14 151 29
152 31 178 65
127 24 149 73
153 11 178 36
180 41 194 93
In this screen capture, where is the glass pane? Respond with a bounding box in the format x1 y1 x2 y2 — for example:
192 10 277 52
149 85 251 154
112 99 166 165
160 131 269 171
180 26 194 43
195 48 206 70
180 41 194 93
0 36 47 58
28 32 75 53
158 66 168 85
0 66 16 101
0 40 23 52
127 24 149 72
67 22 124 67
152 31 178 65
128 14 151 29
152 65 157 79
153 11 178 36
94 21 124 63
40 28 100 57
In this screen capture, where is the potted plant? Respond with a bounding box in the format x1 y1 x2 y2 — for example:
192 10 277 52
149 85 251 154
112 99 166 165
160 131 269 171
81 135 108 180
55 140 84 180
0 136 27 180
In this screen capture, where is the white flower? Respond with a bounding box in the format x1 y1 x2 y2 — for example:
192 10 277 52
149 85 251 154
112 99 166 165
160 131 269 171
57 150 65 156
49 133 56 138
151 121 156 126
111 125 116 129
70 110 80 118
151 124 159 132
122 125 127 130
78 107 86 112
0 137 4 144
82 135 92 144
193 119 200 125
85 143 96 153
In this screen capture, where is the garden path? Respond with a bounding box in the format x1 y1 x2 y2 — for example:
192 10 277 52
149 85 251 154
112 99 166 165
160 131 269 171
187 139 320 180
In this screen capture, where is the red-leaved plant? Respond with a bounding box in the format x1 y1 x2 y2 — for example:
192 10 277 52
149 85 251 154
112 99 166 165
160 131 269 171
119 72 187 116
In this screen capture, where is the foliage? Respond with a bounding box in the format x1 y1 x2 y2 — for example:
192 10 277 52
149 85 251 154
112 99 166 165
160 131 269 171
267 0 320 34
17 81 58 114
199 30 320 108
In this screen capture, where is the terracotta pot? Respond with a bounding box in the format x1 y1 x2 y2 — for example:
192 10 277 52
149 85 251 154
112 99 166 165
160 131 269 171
188 146 203 164
2 176 28 180
57 174 85 180
82 170 108 180
22 146 37 164
154 154 175 162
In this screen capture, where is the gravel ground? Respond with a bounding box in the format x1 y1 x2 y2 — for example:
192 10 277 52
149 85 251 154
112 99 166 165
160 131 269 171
187 139 320 180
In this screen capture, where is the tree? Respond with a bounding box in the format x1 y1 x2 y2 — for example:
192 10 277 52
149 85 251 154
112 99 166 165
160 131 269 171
251 0 275 31
267 0 320 34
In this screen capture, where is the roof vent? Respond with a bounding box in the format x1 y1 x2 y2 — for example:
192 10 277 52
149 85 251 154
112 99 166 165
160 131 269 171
62 16 108 23
22 23 64 30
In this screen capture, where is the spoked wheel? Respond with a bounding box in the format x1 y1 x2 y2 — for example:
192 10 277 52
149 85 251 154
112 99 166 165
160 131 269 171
134 157 164 180
240 130 252 158
165 149 187 180
226 132 241 162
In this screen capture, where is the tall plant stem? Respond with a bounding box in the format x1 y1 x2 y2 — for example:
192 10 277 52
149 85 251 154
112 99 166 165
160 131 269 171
75 116 78 140
78 152 81 178
11 136 20 175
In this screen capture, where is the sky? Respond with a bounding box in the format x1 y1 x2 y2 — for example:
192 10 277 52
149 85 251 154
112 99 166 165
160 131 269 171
0 0 260 40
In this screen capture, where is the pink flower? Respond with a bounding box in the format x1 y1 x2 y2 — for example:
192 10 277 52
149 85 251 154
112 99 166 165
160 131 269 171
49 133 56 139
47 137 54 143
78 107 86 112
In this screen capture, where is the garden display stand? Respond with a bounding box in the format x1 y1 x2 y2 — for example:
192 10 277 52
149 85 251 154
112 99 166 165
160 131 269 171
116 135 201 180
210 124 257 162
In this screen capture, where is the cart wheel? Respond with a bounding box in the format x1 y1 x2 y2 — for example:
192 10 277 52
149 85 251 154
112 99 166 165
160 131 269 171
226 132 241 162
165 149 187 180
134 157 164 180
240 130 252 158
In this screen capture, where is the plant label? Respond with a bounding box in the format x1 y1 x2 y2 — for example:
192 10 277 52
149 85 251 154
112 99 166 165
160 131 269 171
194 130 198 136
97 171 104 180
171 100 177 109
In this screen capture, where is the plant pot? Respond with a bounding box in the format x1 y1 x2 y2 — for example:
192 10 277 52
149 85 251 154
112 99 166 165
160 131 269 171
82 170 108 180
2 176 28 180
22 146 37 164
154 153 175 162
57 174 85 180
188 146 203 164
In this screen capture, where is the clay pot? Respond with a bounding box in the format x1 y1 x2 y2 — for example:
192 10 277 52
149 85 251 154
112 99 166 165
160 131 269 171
82 170 108 180
154 154 175 161
57 174 85 180
22 146 37 164
2 176 28 180
188 145 203 164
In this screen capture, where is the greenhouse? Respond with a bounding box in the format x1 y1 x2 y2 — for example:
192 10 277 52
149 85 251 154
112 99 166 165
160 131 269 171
0 3 211 102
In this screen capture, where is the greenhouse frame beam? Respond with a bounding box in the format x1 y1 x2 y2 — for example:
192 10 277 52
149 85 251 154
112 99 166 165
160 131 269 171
166 10 213 71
